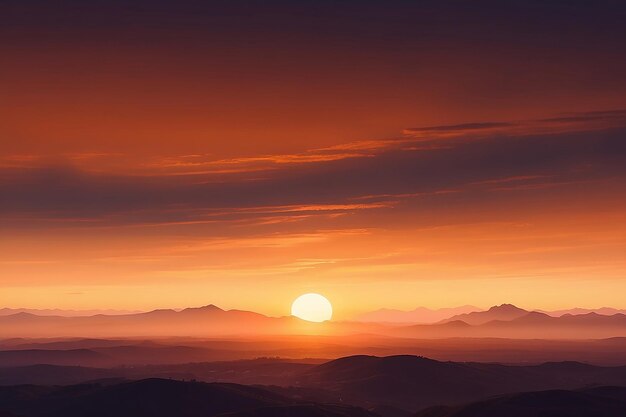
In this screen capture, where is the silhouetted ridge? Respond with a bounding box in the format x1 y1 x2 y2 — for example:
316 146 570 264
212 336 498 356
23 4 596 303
510 311 552 322
141 309 178 316
300 355 626 412
490 303 525 312
0 379 376 417
180 305 224 313
535 361 596 371
414 386 626 417
0 379 286 417
308 355 441 379
439 304 529 325
0 304 299 338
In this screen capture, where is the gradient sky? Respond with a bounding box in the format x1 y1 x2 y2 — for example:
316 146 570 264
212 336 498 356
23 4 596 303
1 0 626 318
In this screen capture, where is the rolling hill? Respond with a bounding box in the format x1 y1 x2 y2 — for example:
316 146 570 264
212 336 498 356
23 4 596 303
0 378 375 417
298 355 626 411
414 386 626 417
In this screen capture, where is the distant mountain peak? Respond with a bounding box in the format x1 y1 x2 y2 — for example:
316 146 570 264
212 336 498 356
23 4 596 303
182 304 224 312
175 305 228 316
439 303 529 325
488 303 527 313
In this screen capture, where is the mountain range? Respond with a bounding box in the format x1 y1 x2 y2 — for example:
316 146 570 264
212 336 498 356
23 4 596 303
541 307 626 317
389 304 626 339
0 305 312 338
438 304 528 325
1 303 625 340
355 304 626 324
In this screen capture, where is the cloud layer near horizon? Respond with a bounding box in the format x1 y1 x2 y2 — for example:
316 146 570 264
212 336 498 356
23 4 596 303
1 111 625 316
2 110 625 223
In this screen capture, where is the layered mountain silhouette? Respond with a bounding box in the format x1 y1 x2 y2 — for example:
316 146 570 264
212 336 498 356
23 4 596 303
541 307 626 317
356 304 626 324
3 354 626 393
2 336 626 370
1 303 625 339
0 359 320 386
438 304 528 325
0 305 323 338
414 386 626 417
298 355 626 411
0 378 376 417
1 357 626 417
393 306 626 339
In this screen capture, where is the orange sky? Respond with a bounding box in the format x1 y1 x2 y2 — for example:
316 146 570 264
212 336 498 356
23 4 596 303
1 0 626 319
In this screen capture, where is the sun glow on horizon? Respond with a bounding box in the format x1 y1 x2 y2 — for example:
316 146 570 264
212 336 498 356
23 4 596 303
291 293 333 322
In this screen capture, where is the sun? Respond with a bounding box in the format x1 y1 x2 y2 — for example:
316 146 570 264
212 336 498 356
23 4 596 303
291 293 333 322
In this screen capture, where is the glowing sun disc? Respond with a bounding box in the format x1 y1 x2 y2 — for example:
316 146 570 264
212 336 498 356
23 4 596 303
291 293 333 322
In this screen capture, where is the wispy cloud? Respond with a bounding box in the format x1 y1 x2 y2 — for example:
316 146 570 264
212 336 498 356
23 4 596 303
1 110 625 230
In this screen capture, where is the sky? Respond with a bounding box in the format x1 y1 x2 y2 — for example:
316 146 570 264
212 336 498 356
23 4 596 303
1 0 626 319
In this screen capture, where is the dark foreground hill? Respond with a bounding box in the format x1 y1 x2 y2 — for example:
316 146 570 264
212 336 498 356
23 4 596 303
299 355 626 411
0 359 316 386
0 378 376 417
414 386 626 417
3 355 626 416
0 368 625 417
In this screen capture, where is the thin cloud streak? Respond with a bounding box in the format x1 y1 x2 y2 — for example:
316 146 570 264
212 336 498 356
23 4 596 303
1 110 625 230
